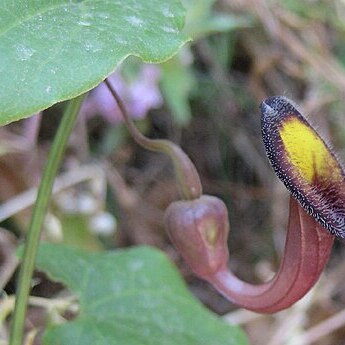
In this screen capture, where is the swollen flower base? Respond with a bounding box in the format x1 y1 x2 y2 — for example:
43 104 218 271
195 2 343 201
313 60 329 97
165 195 229 278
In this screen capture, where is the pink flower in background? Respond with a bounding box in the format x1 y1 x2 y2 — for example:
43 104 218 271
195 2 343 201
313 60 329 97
80 64 162 124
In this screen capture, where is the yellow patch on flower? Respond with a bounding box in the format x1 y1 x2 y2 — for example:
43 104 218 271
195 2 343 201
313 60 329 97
279 117 342 184
260 96 345 238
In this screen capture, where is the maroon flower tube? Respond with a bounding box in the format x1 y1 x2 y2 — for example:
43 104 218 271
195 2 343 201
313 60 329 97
165 195 334 313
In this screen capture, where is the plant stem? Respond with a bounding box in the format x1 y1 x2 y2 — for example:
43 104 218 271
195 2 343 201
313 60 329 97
104 79 202 200
9 94 85 345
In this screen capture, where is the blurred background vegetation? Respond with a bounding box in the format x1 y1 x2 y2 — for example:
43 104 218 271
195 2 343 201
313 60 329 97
2 0 345 344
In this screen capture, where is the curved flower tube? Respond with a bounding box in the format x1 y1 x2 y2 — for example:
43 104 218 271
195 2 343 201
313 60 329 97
165 194 334 313
208 197 334 313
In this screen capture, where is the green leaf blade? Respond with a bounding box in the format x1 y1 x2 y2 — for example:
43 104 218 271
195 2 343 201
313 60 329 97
33 244 249 345
0 0 188 125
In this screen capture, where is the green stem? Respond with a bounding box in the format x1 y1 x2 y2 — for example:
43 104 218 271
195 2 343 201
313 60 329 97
104 79 202 200
9 94 85 345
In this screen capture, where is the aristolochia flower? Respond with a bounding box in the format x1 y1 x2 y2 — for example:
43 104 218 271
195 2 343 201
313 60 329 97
107 81 337 313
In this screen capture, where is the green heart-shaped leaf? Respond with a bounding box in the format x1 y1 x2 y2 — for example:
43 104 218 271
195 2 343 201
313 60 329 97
34 243 248 345
0 0 188 125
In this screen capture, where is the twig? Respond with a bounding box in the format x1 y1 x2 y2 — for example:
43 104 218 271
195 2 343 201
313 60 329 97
295 308 345 344
0 229 18 291
0 164 104 222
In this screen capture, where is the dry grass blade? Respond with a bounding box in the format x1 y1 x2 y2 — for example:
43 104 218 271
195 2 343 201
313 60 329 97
295 309 345 344
0 165 104 223
0 229 18 291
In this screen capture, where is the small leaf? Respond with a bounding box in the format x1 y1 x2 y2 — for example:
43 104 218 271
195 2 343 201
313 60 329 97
59 214 104 251
0 0 188 125
33 243 248 345
182 0 251 39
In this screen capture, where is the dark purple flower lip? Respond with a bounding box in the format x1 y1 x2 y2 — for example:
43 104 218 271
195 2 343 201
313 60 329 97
261 96 345 238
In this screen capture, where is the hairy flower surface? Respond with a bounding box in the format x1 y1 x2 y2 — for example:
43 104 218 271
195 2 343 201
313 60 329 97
261 96 345 238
